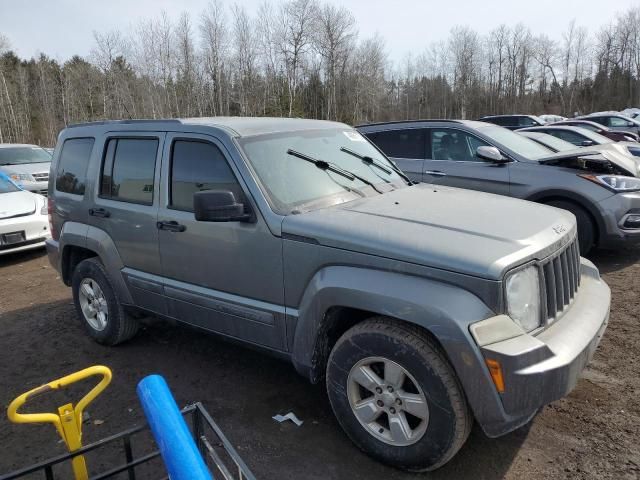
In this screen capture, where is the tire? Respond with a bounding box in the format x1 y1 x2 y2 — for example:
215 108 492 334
71 257 139 345
326 317 472 471
545 200 595 254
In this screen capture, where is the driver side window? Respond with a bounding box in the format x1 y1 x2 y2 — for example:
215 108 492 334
430 129 489 162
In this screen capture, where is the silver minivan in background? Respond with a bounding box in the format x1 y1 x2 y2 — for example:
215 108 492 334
0 144 52 195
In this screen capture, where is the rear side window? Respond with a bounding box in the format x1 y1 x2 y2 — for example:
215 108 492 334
170 140 243 212
366 129 426 159
100 138 158 205
518 117 537 127
485 117 511 127
589 117 607 127
55 138 94 195
548 130 584 146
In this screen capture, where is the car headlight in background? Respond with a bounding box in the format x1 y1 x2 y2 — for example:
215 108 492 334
505 266 541 332
9 173 34 182
579 174 640 192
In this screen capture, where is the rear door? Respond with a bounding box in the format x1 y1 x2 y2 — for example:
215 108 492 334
423 128 510 195
87 132 166 314
364 128 426 183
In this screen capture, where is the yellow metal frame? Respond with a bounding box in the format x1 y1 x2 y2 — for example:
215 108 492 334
7 365 112 480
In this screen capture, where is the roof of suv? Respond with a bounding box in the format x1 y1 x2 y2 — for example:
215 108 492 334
0 143 41 149
355 119 490 130
67 117 347 137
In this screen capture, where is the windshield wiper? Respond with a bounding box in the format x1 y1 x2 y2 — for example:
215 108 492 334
286 149 384 194
340 147 413 185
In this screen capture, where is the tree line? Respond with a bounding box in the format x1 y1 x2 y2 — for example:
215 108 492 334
0 1 639 146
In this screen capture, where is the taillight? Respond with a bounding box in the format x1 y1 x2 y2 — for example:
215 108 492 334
48 197 58 240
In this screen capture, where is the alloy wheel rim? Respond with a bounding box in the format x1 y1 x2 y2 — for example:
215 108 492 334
346 356 429 446
78 278 109 332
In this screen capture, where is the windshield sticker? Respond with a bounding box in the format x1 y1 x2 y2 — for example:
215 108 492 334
343 131 365 142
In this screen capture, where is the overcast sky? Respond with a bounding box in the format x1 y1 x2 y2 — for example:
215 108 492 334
1 0 638 64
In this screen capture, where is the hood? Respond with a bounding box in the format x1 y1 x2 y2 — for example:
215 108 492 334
0 162 51 175
0 191 38 219
539 147 638 176
282 184 576 280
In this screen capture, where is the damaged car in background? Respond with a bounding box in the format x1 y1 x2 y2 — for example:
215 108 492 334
358 119 640 253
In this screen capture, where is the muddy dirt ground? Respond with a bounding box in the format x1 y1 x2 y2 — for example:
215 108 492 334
0 247 638 479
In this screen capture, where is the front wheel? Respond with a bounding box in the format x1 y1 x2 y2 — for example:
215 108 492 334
326 318 472 471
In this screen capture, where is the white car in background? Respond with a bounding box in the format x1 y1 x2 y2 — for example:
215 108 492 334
0 144 52 196
0 174 50 256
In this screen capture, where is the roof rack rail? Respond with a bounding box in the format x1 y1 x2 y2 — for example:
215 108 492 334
354 119 463 128
67 119 182 128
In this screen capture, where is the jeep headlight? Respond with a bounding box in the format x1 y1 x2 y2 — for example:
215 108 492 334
505 266 541 332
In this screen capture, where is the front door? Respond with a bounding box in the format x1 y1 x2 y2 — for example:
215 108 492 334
422 128 511 196
157 133 286 350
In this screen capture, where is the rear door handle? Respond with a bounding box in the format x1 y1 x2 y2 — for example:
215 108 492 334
89 208 110 218
424 170 447 177
156 221 186 232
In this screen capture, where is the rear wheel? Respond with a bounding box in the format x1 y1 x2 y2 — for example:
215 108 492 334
72 258 139 345
546 200 595 254
326 317 472 471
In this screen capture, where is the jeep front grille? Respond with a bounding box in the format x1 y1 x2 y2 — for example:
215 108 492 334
541 237 581 321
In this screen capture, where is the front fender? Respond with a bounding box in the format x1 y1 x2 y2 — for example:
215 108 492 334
289 266 513 432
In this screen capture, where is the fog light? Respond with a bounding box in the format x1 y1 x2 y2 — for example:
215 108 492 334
623 214 640 229
486 359 505 393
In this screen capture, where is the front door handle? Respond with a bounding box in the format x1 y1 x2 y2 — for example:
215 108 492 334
424 170 447 177
89 208 110 218
156 221 186 232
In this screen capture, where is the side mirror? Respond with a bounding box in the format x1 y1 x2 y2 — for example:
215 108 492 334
581 140 594 147
193 190 253 222
476 146 508 163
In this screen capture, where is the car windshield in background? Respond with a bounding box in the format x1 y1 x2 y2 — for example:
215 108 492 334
0 175 20 193
575 128 614 144
0 147 52 166
238 128 405 214
480 126 554 160
533 134 576 152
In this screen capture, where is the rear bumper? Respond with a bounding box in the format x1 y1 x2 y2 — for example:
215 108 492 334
46 238 61 271
471 259 609 436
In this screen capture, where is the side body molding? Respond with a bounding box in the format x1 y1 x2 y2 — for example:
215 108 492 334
289 265 513 434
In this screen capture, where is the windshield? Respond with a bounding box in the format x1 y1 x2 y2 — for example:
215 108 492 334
237 128 405 214
0 174 20 193
524 133 576 152
479 126 553 160
0 146 52 166
572 128 614 144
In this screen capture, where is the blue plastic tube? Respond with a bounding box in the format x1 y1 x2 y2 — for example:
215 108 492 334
137 375 213 480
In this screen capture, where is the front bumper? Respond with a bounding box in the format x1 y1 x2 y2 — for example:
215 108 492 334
0 212 50 256
471 258 609 434
597 191 640 248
